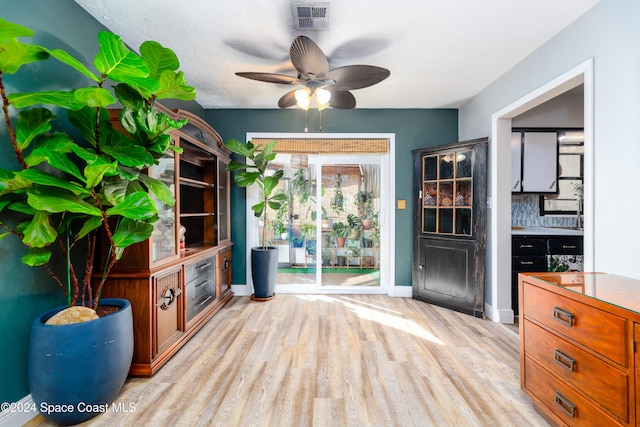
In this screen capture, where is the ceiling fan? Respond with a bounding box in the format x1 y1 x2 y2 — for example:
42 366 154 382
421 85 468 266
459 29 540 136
235 35 390 110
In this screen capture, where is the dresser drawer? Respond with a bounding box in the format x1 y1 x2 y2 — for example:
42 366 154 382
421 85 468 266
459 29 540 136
524 357 624 426
523 320 628 421
522 282 627 366
548 236 583 255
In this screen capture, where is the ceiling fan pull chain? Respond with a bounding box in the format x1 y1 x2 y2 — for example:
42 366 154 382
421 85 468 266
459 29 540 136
304 110 309 133
319 110 323 132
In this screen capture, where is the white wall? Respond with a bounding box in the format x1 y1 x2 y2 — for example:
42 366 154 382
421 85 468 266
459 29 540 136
460 0 640 281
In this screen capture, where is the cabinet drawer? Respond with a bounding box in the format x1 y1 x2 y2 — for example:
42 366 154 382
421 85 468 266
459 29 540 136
185 256 216 323
523 320 628 421
512 256 547 272
524 357 624 426
186 256 215 284
522 283 627 366
512 238 546 254
548 236 583 255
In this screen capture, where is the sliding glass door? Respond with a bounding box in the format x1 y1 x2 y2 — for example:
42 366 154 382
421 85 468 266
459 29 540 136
265 154 381 288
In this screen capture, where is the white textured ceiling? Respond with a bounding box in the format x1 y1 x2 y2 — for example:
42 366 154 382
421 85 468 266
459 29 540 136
74 0 599 109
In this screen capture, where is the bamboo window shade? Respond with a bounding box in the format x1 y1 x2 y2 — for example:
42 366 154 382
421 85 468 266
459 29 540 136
251 138 389 155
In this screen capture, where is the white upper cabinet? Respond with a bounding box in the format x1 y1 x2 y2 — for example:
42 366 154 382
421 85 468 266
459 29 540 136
511 131 558 193
511 132 522 192
522 132 557 193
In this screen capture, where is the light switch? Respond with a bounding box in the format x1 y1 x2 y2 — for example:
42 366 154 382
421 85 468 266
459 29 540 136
397 199 406 210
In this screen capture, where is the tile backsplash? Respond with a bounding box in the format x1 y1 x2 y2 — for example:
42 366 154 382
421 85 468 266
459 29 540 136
511 194 576 227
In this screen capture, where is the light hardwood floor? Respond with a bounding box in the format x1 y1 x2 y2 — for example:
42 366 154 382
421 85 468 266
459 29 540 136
26 295 546 426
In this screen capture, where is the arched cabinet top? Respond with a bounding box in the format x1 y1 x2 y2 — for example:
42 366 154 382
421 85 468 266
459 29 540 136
156 105 230 157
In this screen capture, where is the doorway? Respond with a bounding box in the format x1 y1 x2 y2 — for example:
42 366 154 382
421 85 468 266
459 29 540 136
244 133 396 296
487 59 594 323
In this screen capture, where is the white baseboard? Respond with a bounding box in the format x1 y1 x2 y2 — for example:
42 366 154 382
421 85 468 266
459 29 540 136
0 395 37 427
484 302 515 324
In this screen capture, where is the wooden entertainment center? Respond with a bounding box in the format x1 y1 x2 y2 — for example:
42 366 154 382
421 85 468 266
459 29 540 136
102 107 233 376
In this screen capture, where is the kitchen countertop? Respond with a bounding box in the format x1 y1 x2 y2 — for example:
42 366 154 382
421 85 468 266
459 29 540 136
511 226 584 236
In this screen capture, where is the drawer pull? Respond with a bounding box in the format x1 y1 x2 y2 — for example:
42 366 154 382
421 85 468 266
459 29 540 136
562 245 576 249
554 391 576 418
520 261 534 265
198 295 213 306
520 244 534 248
198 262 212 270
554 349 576 372
195 279 211 288
223 258 230 271
553 306 574 326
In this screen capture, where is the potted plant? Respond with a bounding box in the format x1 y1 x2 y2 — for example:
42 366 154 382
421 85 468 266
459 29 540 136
332 221 349 248
225 139 285 300
0 19 195 424
347 213 363 240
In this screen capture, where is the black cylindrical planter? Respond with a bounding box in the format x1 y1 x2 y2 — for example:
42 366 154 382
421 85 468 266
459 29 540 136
251 246 278 300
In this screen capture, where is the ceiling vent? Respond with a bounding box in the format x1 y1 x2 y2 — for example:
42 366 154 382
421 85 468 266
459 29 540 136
291 3 330 30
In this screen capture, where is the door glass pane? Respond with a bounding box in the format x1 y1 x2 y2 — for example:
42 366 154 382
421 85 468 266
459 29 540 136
455 208 472 235
456 151 472 178
439 153 455 179
438 209 453 234
321 163 380 286
149 153 176 262
423 156 438 181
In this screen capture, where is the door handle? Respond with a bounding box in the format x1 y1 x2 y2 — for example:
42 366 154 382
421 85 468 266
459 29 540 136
548 180 556 190
512 180 520 190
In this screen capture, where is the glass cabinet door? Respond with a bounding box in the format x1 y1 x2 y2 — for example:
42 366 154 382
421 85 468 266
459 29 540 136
149 152 178 263
421 150 474 236
218 160 230 242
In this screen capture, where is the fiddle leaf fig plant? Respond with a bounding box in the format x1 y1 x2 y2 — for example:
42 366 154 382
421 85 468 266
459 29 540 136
0 18 196 310
225 139 285 249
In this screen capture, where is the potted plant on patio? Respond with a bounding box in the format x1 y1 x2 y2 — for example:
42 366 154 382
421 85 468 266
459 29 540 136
225 139 285 300
0 18 195 425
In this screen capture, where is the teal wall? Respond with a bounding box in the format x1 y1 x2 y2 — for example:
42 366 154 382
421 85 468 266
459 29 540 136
206 109 459 286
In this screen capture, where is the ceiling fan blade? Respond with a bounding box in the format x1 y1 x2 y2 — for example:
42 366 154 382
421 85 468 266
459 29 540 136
328 90 356 109
235 72 300 85
289 36 329 80
328 65 390 91
278 90 298 108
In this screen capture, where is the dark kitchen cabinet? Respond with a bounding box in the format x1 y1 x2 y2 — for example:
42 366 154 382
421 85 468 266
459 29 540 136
511 234 583 315
412 138 487 317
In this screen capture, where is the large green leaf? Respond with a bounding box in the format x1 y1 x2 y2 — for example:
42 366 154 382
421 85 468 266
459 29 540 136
21 210 57 248
73 87 115 108
75 215 103 240
46 48 99 82
94 32 149 82
112 218 154 257
138 173 175 206
147 134 172 155
25 141 85 183
234 171 260 187
101 143 154 168
155 70 196 101
22 247 52 266
0 37 49 74
251 201 265 218
84 156 117 188
140 40 179 79
19 169 89 195
113 84 145 112
263 170 284 196
225 139 256 158
226 161 251 172
15 108 55 150
8 91 85 110
26 187 101 216
0 168 32 194
67 106 111 148
106 191 157 220
0 18 34 40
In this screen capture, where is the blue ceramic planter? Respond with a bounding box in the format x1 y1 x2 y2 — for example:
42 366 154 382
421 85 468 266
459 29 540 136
28 298 133 425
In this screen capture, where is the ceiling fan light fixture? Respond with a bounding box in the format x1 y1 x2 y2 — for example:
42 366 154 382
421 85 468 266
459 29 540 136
316 88 331 105
295 87 311 110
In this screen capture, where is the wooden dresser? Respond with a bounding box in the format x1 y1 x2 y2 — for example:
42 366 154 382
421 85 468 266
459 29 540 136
519 272 640 426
